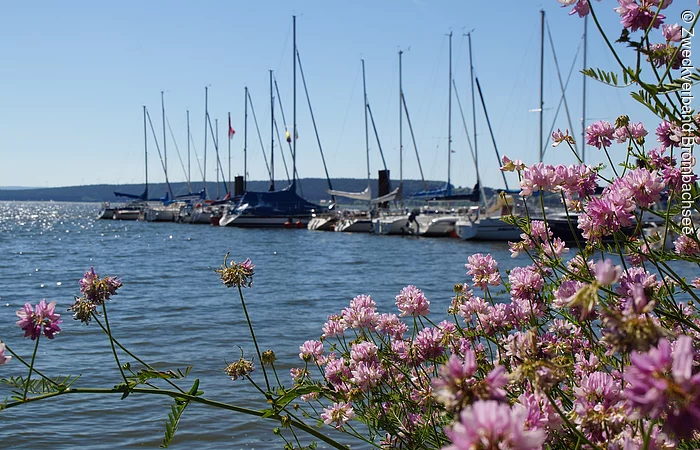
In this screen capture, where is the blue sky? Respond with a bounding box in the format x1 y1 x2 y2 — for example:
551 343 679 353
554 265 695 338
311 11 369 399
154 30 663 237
0 1 694 192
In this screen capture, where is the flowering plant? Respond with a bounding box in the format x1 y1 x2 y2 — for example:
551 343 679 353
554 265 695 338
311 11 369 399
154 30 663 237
1 2 700 449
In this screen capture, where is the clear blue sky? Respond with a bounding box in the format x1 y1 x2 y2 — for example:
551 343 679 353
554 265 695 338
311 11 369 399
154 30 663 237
0 1 694 191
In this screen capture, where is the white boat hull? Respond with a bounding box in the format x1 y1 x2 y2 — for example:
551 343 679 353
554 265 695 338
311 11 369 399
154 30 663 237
455 217 522 241
307 216 337 231
409 214 459 237
335 218 373 233
372 214 411 235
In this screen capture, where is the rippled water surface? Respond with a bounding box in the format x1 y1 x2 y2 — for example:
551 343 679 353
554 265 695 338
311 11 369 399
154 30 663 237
0 201 695 449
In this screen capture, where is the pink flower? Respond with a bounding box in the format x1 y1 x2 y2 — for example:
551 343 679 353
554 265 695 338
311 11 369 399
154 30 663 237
559 0 592 17
16 299 62 340
0 342 11 365
321 402 355 430
395 285 430 317
509 266 543 301
624 336 700 438
594 259 622 285
613 121 648 143
375 313 408 339
615 0 666 32
413 327 445 361
662 23 682 42
519 163 556 197
350 341 378 364
444 400 546 450
551 128 574 147
585 120 615 149
79 267 122 304
674 234 700 256
619 168 665 208
341 294 378 329
656 121 682 148
465 253 501 290
298 340 323 362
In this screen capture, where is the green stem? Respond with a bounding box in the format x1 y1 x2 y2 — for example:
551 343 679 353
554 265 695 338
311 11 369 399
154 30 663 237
101 302 129 388
3 387 350 450
22 335 41 401
237 285 271 394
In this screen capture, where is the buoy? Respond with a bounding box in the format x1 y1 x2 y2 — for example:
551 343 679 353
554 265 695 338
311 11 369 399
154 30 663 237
295 221 304 228
284 221 293 228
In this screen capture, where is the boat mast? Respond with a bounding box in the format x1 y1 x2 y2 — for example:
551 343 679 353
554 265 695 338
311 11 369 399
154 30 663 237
539 10 545 163
292 15 297 188
187 110 191 188
399 50 403 207
161 91 172 199
468 31 484 204
362 59 370 198
244 86 248 191
581 15 588 164
215 118 219 199
227 111 231 195
447 31 453 196
203 86 209 199
270 70 275 191
143 105 148 200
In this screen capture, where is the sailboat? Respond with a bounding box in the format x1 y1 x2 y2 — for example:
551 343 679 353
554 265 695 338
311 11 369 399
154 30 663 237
99 106 151 220
372 50 412 236
330 59 376 233
454 29 524 241
407 32 467 237
219 16 321 228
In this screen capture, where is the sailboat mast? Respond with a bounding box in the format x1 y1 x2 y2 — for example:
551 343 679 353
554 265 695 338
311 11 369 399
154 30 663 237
244 87 248 191
399 50 403 207
143 105 148 199
581 15 588 164
292 15 297 187
362 60 370 188
468 32 481 196
447 31 452 196
215 118 219 199
227 112 231 195
270 70 275 191
161 91 167 183
161 91 172 198
539 10 545 163
203 86 209 198
187 110 191 187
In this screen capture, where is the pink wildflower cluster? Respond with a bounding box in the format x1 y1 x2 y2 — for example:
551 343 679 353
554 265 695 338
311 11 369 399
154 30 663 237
615 0 671 32
465 253 500 290
578 167 664 243
16 299 62 340
518 162 598 199
625 336 700 437
321 402 355 430
395 285 430 317
444 400 546 450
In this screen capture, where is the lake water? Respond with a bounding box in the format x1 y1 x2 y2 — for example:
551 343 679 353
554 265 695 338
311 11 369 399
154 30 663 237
0 201 695 449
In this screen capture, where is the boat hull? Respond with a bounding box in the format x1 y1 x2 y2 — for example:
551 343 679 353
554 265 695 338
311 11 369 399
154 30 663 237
372 214 411 235
455 217 522 241
308 216 337 231
335 218 373 233
410 214 459 237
